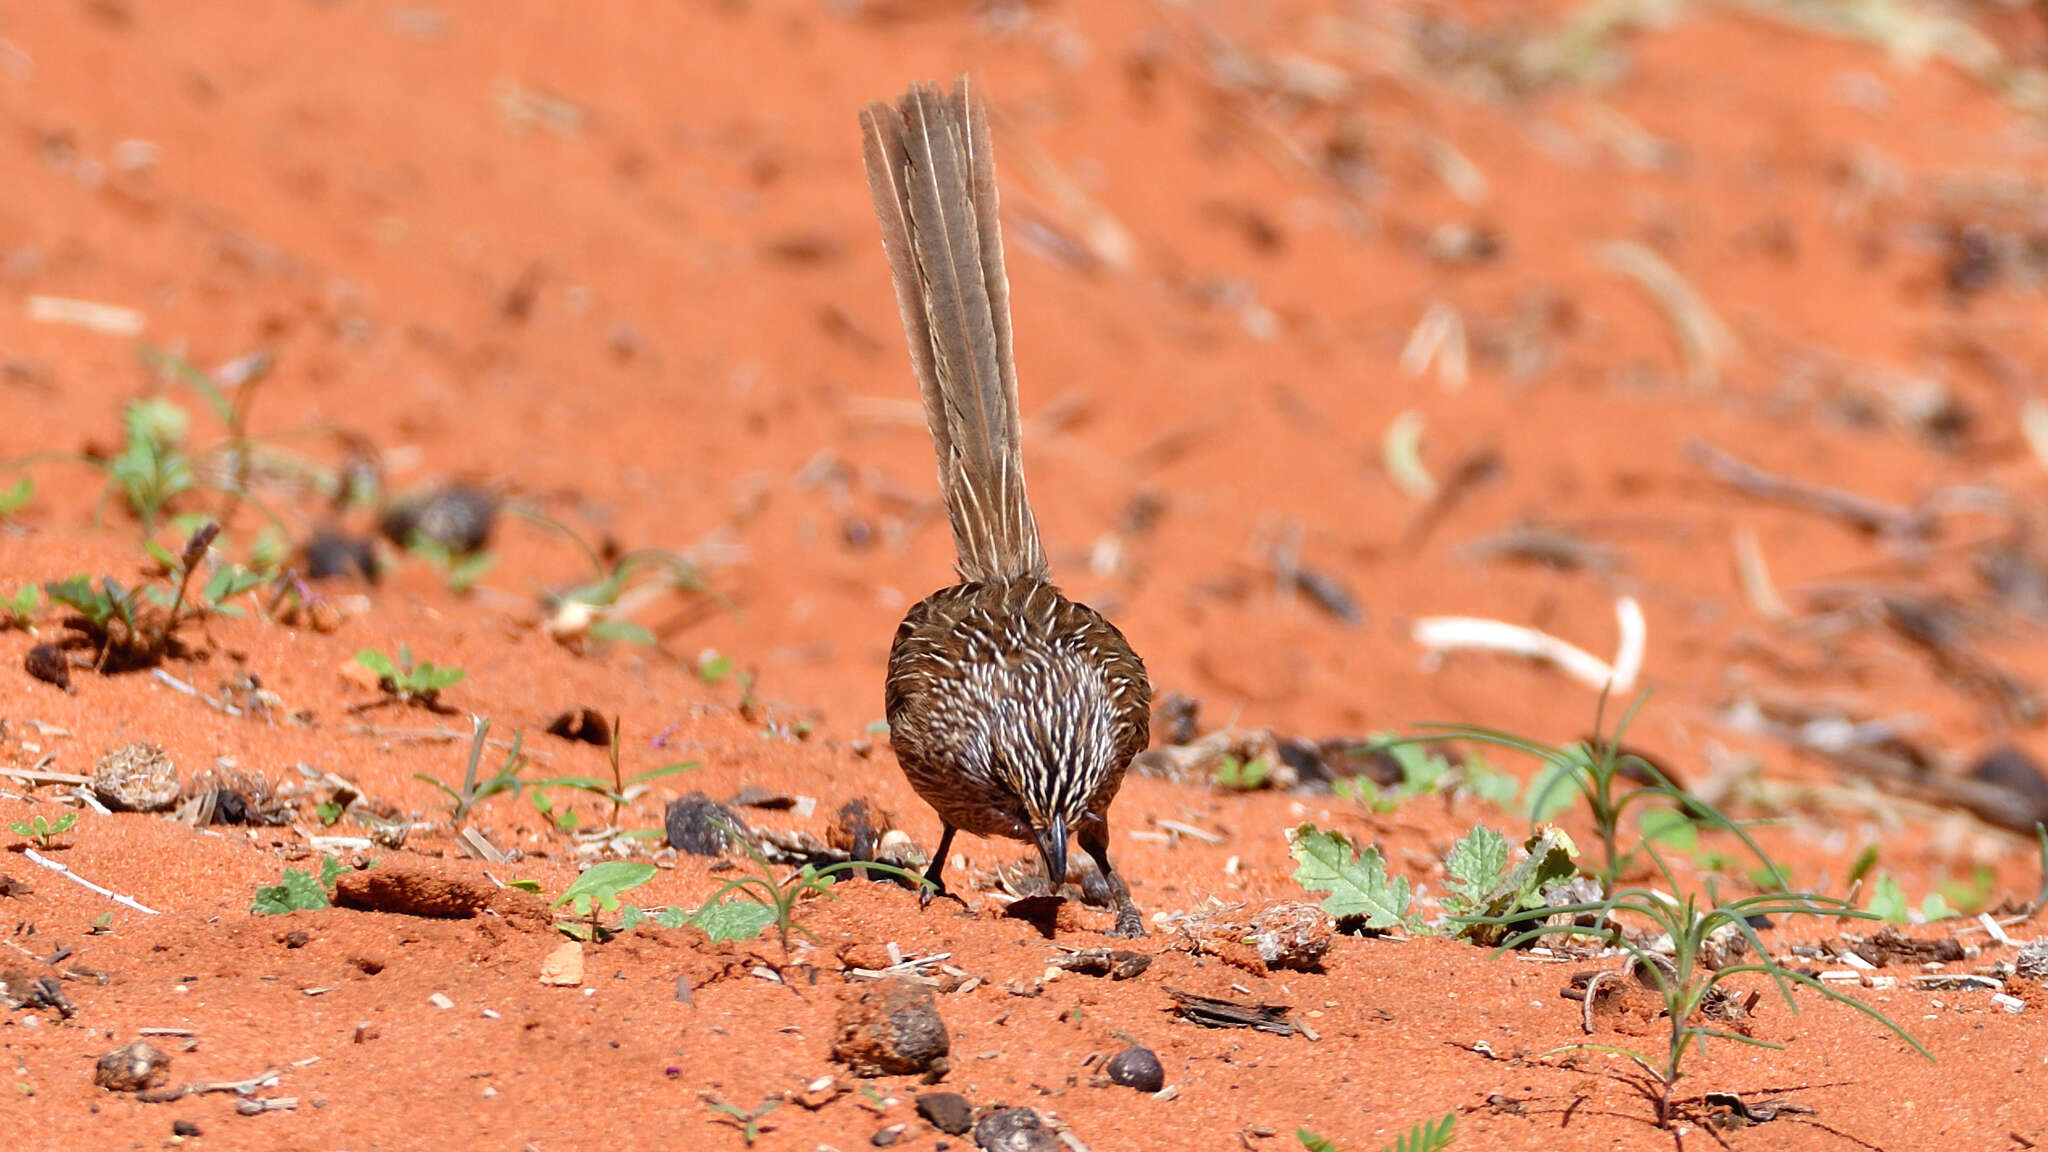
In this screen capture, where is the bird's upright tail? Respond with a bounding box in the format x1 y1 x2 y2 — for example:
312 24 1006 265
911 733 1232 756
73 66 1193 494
860 77 1047 586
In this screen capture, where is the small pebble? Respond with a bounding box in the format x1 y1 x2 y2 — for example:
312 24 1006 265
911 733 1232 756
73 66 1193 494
172 1120 201 1138
1104 1046 1164 1093
916 1092 974 1135
872 1123 907 1147
428 992 455 1010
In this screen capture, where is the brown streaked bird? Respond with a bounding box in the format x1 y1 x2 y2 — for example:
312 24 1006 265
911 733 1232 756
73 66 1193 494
860 77 1151 937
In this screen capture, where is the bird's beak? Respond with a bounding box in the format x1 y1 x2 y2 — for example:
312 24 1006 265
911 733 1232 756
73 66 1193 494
1034 812 1068 890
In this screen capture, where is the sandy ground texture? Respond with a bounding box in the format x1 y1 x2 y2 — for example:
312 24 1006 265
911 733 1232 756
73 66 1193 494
8 0 2048 1149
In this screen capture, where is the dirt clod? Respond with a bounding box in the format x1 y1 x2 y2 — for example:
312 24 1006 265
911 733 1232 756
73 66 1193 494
1248 901 1332 971
916 1092 975 1135
1104 1045 1165 1092
831 978 951 1077
92 742 178 812
172 1120 201 1138
94 1041 171 1093
972 1108 1058 1152
24 642 70 690
2016 939 2048 980
331 858 494 918
665 792 747 856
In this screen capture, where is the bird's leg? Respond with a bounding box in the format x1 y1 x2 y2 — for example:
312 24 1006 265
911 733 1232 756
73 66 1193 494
919 823 964 909
1079 817 1143 937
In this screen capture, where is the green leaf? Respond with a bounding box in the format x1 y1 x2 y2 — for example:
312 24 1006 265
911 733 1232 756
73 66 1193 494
1639 807 1698 852
618 904 647 931
1867 875 1909 924
1919 892 1959 922
654 905 692 929
316 801 343 826
1525 758 1582 823
697 651 734 683
46 812 77 836
628 761 697 786
354 648 397 680
1460 761 1520 809
506 878 544 894
319 855 348 888
1296 1131 1341 1152
1444 825 1510 911
1289 824 1410 929
252 867 332 914
691 897 777 943
0 475 33 517
1392 1113 1455 1152
551 861 657 914
587 619 655 646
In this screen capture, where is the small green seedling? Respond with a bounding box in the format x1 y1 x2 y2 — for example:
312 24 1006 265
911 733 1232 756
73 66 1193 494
526 718 694 835
252 855 349 914
1213 753 1271 791
43 522 241 672
1867 875 1959 924
355 645 465 709
690 821 930 954
10 811 77 848
0 475 32 519
704 1095 781 1146
414 715 528 826
407 533 496 595
0 585 41 633
551 860 658 940
1298 1112 1454 1152
87 912 114 935
1288 823 1417 933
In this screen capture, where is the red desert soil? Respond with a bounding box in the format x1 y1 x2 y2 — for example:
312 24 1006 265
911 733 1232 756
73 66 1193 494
6 1 2048 1149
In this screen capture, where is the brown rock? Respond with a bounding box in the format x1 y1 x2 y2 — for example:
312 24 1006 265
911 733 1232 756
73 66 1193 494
94 1041 171 1092
92 743 178 812
332 858 495 918
830 978 950 1077
24 643 70 691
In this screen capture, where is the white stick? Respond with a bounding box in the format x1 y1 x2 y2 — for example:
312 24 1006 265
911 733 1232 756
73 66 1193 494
23 848 160 915
1412 595 1645 693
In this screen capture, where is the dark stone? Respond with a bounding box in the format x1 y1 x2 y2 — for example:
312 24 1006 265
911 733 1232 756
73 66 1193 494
24 643 69 690
665 792 747 856
210 788 250 825
1104 1045 1165 1092
1277 737 1327 784
302 529 377 582
871 1124 907 1147
1968 746 2048 831
830 978 950 1077
1152 692 1200 746
281 930 310 949
172 1120 201 1137
916 1092 974 1135
380 485 497 554
973 1108 1058 1152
